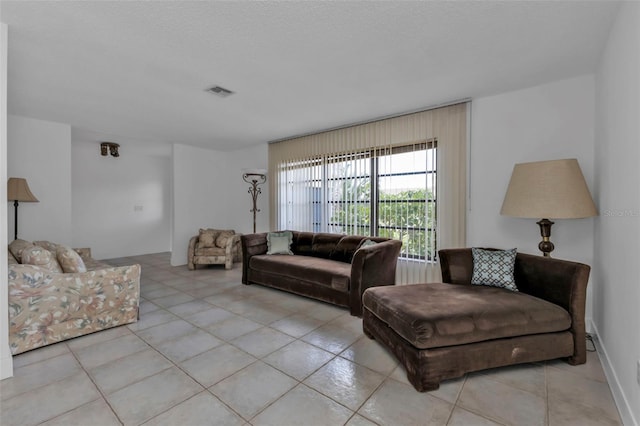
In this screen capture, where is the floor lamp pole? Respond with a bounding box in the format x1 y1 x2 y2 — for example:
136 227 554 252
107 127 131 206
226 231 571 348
242 172 267 234
13 200 19 240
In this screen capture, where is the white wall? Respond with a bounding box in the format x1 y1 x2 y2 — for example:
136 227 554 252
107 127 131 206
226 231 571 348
1 22 13 380
7 115 72 245
171 143 268 266
171 144 229 265
468 75 596 320
223 144 269 235
593 2 640 424
71 137 172 260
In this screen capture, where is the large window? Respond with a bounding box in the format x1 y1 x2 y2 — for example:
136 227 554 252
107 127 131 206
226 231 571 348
279 141 437 260
270 102 467 284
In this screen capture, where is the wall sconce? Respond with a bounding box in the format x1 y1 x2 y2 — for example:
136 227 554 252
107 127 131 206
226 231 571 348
242 169 267 233
100 142 120 157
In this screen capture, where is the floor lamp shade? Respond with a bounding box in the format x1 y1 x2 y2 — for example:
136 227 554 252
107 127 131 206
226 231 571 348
7 177 39 240
500 159 597 256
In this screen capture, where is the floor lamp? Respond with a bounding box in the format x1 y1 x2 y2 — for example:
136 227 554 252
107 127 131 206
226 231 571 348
501 159 597 257
7 177 39 240
242 169 267 233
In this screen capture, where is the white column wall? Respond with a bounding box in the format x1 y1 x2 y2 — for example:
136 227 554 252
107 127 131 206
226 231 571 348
1 22 13 380
7 115 72 245
71 139 172 260
593 2 640 424
171 144 229 266
170 143 268 266
468 74 596 321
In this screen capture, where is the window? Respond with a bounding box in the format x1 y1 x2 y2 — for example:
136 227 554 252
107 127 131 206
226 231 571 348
279 141 437 260
270 102 467 284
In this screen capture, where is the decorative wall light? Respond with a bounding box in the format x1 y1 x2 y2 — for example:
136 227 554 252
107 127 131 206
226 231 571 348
501 158 597 257
100 142 120 157
7 177 39 240
242 169 267 233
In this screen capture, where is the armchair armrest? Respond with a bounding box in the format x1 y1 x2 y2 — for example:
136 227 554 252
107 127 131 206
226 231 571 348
187 235 199 270
349 239 402 316
241 233 268 284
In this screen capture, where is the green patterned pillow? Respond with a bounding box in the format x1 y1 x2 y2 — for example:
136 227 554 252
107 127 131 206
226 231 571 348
471 248 518 292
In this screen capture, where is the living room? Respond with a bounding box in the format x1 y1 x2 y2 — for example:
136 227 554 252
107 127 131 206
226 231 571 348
1 1 638 425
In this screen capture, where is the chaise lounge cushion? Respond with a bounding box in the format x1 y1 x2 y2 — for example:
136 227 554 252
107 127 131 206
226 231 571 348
363 282 571 349
249 254 352 292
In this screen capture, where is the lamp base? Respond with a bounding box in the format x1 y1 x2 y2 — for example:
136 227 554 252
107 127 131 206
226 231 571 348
536 218 555 257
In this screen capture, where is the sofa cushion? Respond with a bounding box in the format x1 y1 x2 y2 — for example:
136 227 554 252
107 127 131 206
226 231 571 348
311 233 342 259
195 246 227 256
8 239 34 263
329 235 365 263
21 246 64 273
199 229 219 248
250 254 351 291
471 247 518 292
56 245 87 273
363 282 571 349
216 230 236 248
33 240 60 253
291 231 314 256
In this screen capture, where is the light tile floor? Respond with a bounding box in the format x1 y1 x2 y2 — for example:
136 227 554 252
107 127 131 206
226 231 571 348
0 252 623 426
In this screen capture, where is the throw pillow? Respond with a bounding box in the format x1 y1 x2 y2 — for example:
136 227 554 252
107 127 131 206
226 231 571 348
216 230 236 248
199 229 219 248
471 247 518 292
21 246 64 273
34 240 60 252
8 239 34 263
56 245 87 273
359 239 377 249
267 231 294 255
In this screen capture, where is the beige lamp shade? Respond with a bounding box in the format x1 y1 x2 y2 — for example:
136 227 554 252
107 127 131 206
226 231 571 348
7 178 39 202
501 159 597 219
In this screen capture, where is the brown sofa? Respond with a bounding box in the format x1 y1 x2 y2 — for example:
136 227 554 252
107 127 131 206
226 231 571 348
241 231 402 316
362 248 590 391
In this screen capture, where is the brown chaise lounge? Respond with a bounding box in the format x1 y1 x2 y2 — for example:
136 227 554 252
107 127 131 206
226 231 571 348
362 248 590 391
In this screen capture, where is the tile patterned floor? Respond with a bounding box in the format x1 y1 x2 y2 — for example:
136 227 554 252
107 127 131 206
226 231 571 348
0 252 623 426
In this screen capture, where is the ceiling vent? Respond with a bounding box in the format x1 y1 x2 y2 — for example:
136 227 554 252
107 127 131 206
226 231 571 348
207 85 234 98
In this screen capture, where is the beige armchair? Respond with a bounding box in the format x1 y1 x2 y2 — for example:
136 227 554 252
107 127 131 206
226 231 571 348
188 229 241 270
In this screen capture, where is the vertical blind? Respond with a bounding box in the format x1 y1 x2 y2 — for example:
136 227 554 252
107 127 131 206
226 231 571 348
269 102 467 283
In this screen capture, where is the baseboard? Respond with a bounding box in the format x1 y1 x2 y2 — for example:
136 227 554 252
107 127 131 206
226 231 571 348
0 349 14 380
590 320 638 426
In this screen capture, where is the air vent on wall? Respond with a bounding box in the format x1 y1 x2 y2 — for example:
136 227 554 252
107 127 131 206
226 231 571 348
206 85 234 98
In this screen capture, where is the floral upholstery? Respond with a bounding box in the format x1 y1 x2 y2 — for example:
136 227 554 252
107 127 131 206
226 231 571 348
56 245 87 273
188 229 240 270
7 241 140 355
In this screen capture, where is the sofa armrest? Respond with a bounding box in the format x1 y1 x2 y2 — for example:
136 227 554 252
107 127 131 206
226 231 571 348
349 239 402 316
241 233 268 284
514 253 590 365
8 263 141 354
438 248 474 285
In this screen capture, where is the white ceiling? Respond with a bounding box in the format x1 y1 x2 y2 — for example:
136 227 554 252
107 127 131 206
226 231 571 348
1 1 620 151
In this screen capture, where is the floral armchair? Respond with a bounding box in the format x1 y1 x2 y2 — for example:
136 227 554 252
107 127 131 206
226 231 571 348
188 228 241 270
